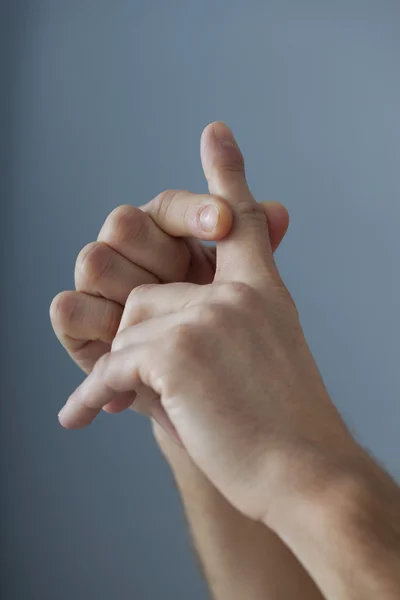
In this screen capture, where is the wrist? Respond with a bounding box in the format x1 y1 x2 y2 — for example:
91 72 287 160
265 442 400 599
266 438 399 531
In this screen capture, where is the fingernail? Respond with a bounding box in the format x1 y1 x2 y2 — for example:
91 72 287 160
213 122 238 149
199 204 220 232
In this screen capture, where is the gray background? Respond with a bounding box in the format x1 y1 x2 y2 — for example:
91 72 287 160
1 1 399 599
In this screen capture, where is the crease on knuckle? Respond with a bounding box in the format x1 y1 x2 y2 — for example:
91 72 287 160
103 205 147 246
75 242 112 289
151 189 181 222
100 299 121 342
214 151 245 176
50 291 79 332
235 200 267 224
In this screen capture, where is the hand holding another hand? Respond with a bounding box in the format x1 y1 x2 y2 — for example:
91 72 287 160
54 123 356 522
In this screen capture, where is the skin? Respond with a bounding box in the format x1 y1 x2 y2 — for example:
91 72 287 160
51 137 323 600
51 122 400 600
154 422 324 600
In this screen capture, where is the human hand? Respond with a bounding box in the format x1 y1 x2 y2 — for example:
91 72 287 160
50 142 289 431
57 122 357 522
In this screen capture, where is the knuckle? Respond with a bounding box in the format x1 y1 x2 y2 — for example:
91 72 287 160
102 205 148 246
169 322 197 354
50 291 79 332
93 352 111 379
223 281 256 306
151 189 181 221
235 200 267 224
111 333 122 353
126 283 155 308
216 153 245 176
75 242 112 289
100 299 122 342
124 284 156 324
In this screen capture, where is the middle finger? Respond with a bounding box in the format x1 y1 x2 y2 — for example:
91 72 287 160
75 241 160 305
97 204 191 283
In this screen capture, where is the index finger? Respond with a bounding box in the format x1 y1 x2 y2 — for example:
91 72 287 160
58 342 156 429
200 122 278 284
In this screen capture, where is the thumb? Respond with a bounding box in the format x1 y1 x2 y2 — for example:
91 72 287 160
200 122 277 284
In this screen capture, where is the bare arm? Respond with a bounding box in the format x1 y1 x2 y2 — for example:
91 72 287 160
153 423 324 600
55 121 400 600
264 445 400 600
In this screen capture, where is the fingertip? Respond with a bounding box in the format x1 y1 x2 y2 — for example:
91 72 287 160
200 121 233 146
196 197 234 240
260 201 290 252
200 122 217 181
57 400 96 430
200 121 219 147
267 201 289 231
211 197 234 240
200 121 243 177
58 410 77 429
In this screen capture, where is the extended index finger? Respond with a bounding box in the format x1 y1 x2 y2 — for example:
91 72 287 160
200 122 278 284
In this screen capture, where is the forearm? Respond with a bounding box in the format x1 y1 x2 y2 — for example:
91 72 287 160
153 423 324 600
266 443 400 600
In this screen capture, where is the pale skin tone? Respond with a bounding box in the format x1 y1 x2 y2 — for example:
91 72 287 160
51 122 400 600
51 163 321 600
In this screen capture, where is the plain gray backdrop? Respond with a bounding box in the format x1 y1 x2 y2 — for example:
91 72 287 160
1 1 399 599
